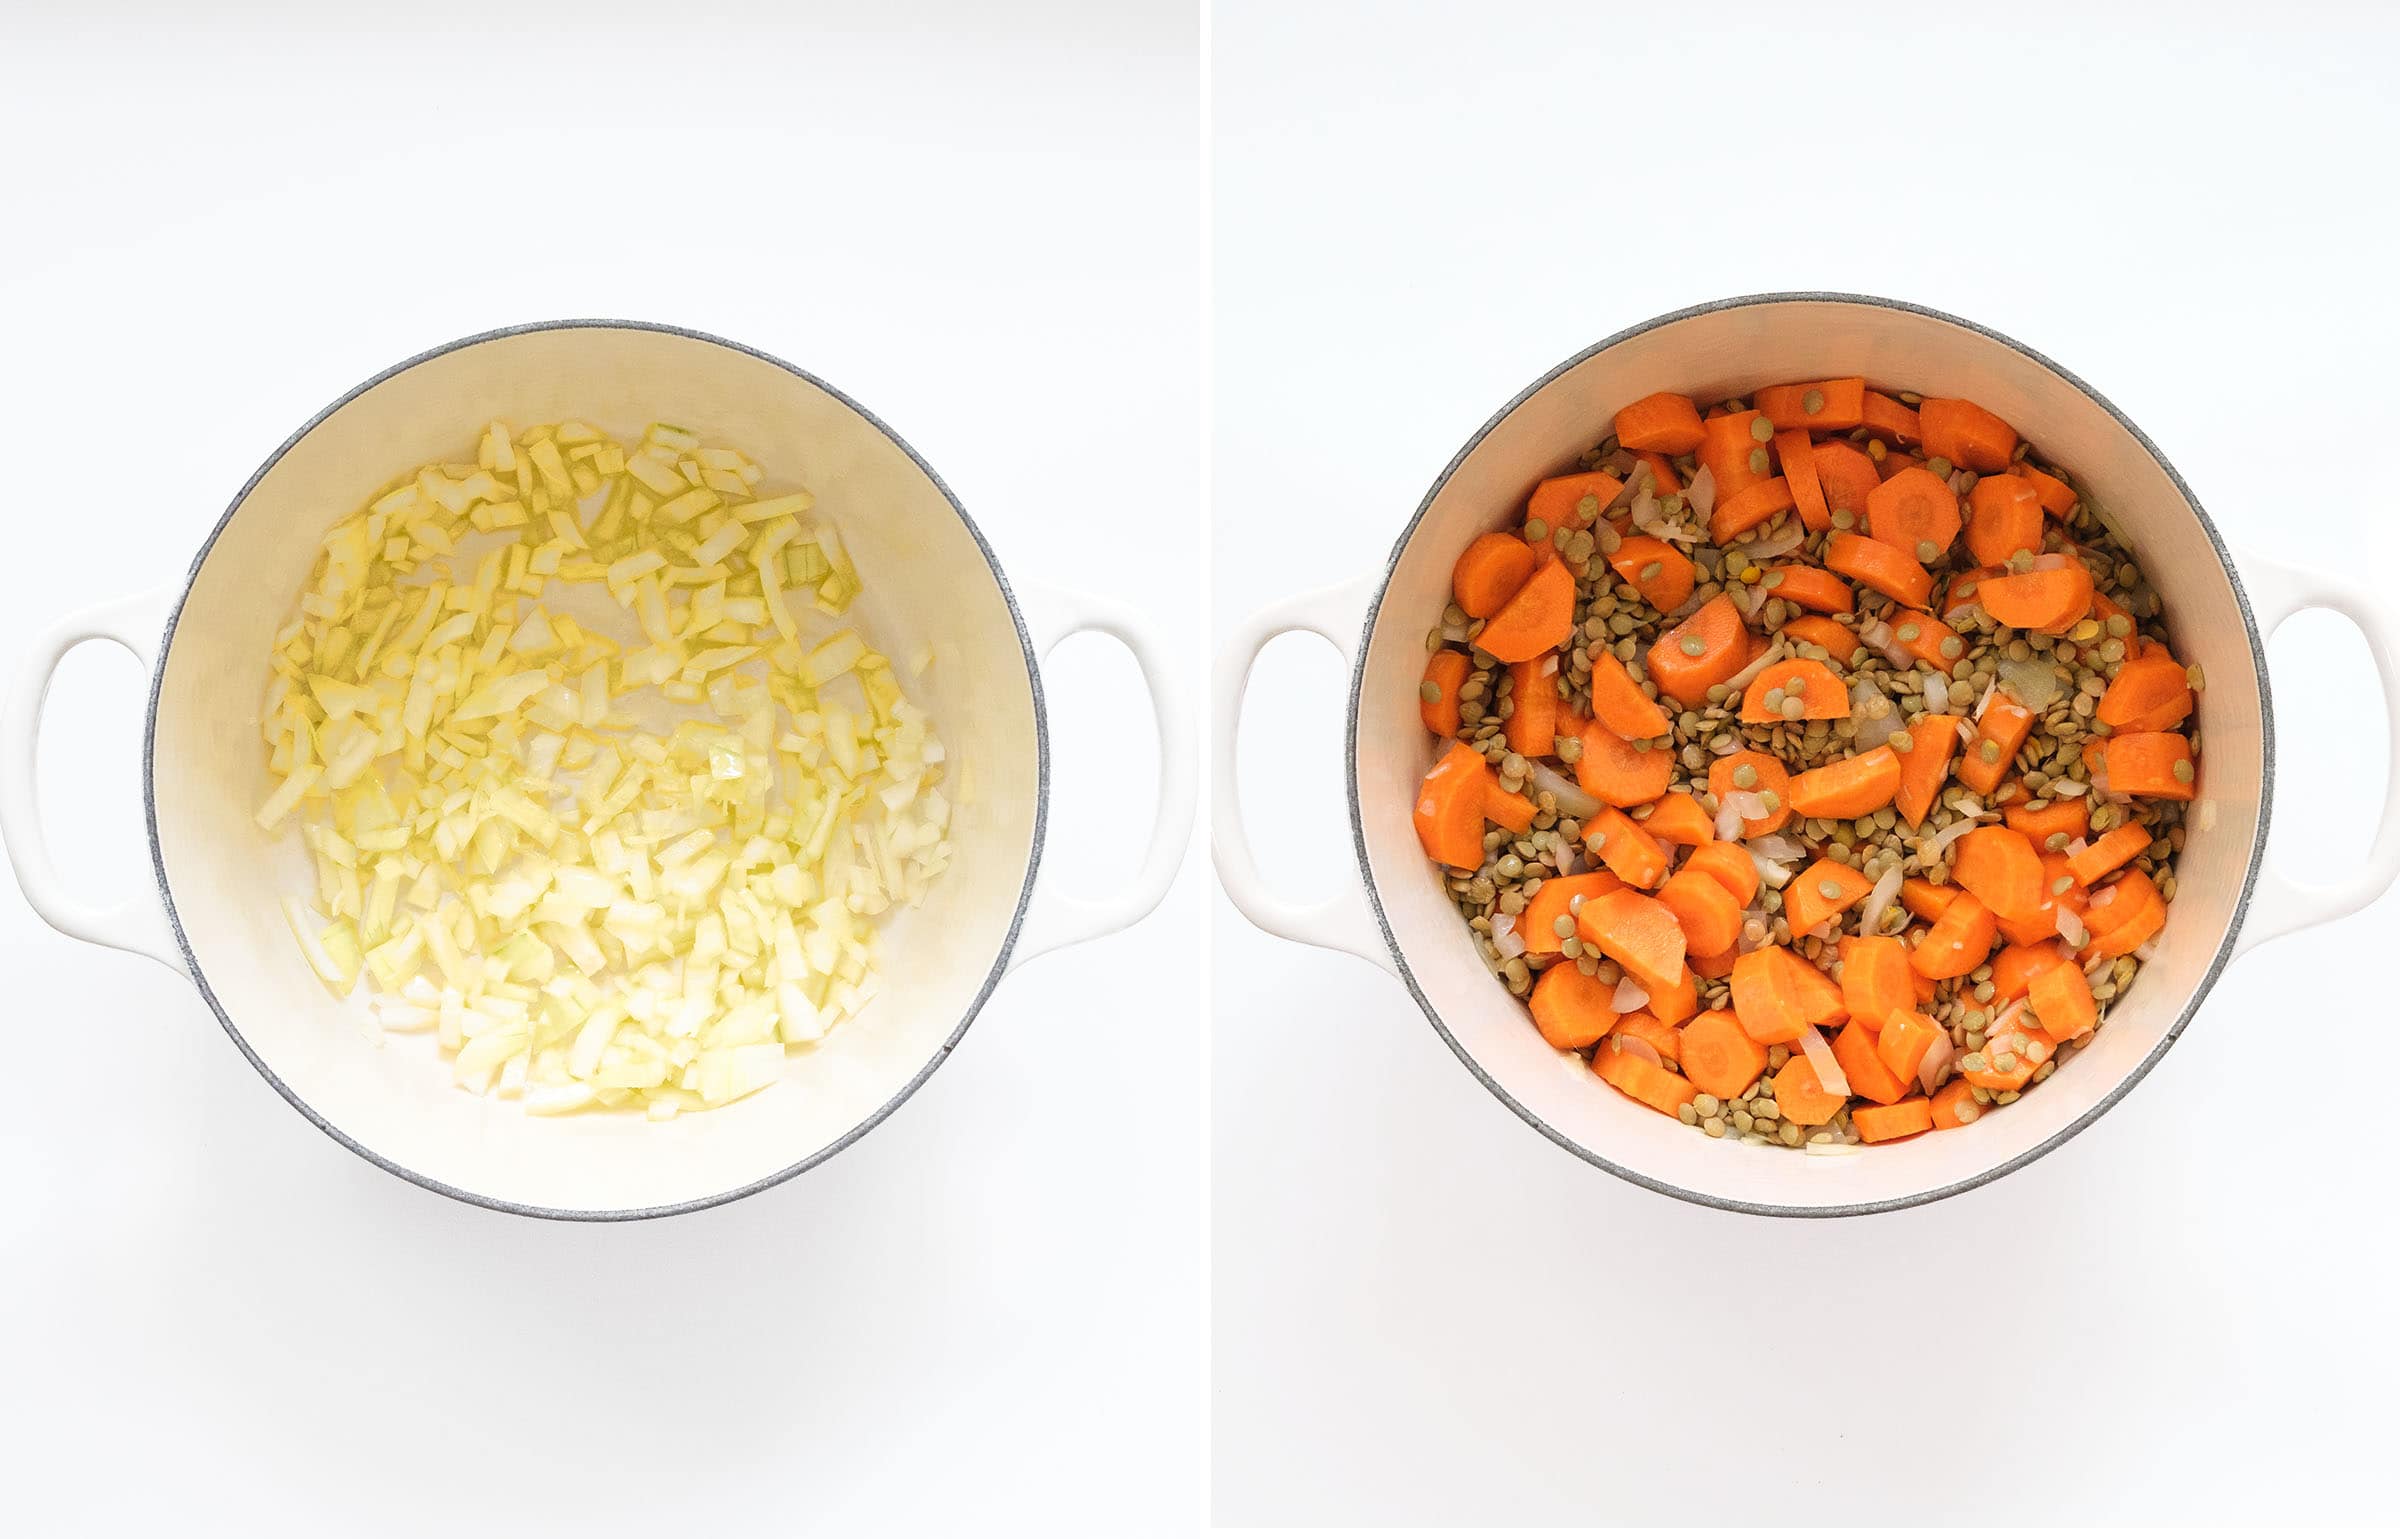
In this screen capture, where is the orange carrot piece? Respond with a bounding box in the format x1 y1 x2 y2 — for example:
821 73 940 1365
1979 561 2094 634
1611 1009 1682 1066
2017 461 2077 517
1840 935 1917 1031
1487 774 1537 834
1780 949 1846 1026
1834 1021 1909 1105
1877 449 1925 481
1678 1009 1768 1100
1614 391 1707 456
1957 692 2036 796
1500 656 1558 756
2098 647 2195 733
1928 1077 1983 1129
1784 859 1874 935
1586 649 1672 741
1592 1039 1697 1117
1812 441 1880 525
1632 450 1682 496
1707 749 1793 836
1942 567 1999 626
1889 610 1961 671
1413 741 1504 868
1775 429 1830 531
1698 409 1770 501
1781 614 1860 660
1787 746 1902 819
2084 869 2166 958
1860 390 1920 447
1876 1010 1942 1085
1771 1054 1846 1126
1691 944 1740 981
1755 377 1866 432
1912 892 1996 979
1989 942 2069 1003
1477 558 1575 663
1965 474 2046 567
1825 530 1933 608
1893 713 1962 828
1854 1097 1934 1143
1709 476 1797 544
1647 595 1752 707
1528 471 1624 536
1761 564 1853 615
1865 465 1963 560
1452 531 1538 619
1731 947 1806 1045
1636 790 1716 848
2028 959 2098 1040
1421 651 1468 737
1963 1020 2055 1092
1740 658 1850 724
1576 888 1688 993
1584 806 1670 888
1682 840 1760 906
1608 534 1697 613
1518 870 1624 957
1575 727 1675 809
1899 877 1958 921
1918 398 2017 472
2004 795 2089 850
1529 961 1621 1050
2103 731 2199 801
1952 825 2044 922
1645 965 1700 1028
1657 869 1743 957
2067 824 2150 887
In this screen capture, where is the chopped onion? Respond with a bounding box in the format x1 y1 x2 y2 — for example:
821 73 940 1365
2055 907 2090 950
1858 617 1913 670
2133 938 2160 963
1491 913 1527 960
1714 799 1747 840
1746 832 1805 863
1528 759 1601 819
1684 464 1717 521
1850 678 1901 750
1751 851 1795 890
1729 523 1805 566
1613 1032 1663 1068
1916 1030 1954 1095
1998 656 2064 713
1796 1023 1850 1097
1722 642 1785 694
1921 815 1982 865
1858 862 1904 937
2048 779 2088 800
1611 976 1650 1012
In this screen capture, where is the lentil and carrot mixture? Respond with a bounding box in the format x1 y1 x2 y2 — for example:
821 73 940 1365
1411 380 2199 1149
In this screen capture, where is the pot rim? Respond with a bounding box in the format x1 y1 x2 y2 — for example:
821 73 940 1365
140 317 1050 1222
1344 290 2270 1218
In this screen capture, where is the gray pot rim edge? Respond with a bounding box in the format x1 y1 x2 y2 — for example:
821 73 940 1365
1344 289 2268 1219
140 318 1049 1223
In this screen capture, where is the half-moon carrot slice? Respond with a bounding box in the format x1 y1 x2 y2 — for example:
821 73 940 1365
1786 746 1902 819
1739 658 1849 724
1775 429 1829 530
1825 531 1933 608
1614 391 1706 455
1477 558 1575 663
1452 530 1537 618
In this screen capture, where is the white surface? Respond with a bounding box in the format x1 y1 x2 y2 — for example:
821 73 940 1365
1214 0 2400 1526
0 2 1205 1533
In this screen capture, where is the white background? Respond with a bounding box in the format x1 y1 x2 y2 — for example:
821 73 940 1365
0 3 1206 1534
1215 0 2400 1527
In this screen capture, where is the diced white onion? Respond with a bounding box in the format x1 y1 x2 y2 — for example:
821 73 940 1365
1528 759 1600 819
1612 1032 1663 1068
1611 976 1650 1012
1796 1023 1850 1098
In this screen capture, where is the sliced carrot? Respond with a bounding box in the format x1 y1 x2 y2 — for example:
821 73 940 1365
2028 959 2098 1039
1477 558 1575 663
1888 609 1961 671
1996 853 2087 948
2097 646 2195 733
2004 795 2089 850
1878 449 1925 481
1942 567 1998 626
1452 531 1538 619
1698 409 1770 501
1657 869 1743 957
1645 965 1700 1028
1413 741 1515 868
1501 656 1559 756
1911 892 1996 979
1421 650 1469 737
1893 712 1962 827
1612 1009 1682 1066
1632 450 1682 496
1787 746 1902 819
1528 471 1624 536
1529 961 1621 1050
1586 649 1672 741
1755 377 1866 431
1682 840 1760 906
1964 474 2046 567
1811 440 1880 524
1780 614 1859 660
1929 1077 1982 1129
1707 749 1793 836
1635 790 1716 848
1608 534 1697 613
1691 944 1740 980
2084 869 2166 958
1678 1009 1768 1100
1876 1010 1942 1085
1576 888 1688 994
1647 595 1751 707
1899 877 1957 921
1989 941 2069 1002
1761 564 1853 615
1771 1054 1846 1126
1781 948 1846 1025
2017 461 2077 517
1739 658 1849 724
1731 947 1806 1045
2067 823 2150 887
1487 775 1537 834
1518 870 1624 957
1824 530 1933 607
1575 727 1675 808
1956 691 2036 796
1709 475 1797 544
1775 429 1830 530
1614 391 1707 455
1962 1020 2055 1092
1854 1097 1934 1143
1584 806 1669 888
1834 1022 1909 1105
1918 398 2017 472
1593 1039 1697 1117
1840 935 1917 1031
1979 561 2094 634
1952 825 2044 921
1783 859 1874 935
1861 390 1920 446
1865 465 1962 561
2103 731 2199 801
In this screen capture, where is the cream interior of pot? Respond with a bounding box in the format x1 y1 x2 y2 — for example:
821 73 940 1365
1356 299 2260 1212
150 326 1040 1214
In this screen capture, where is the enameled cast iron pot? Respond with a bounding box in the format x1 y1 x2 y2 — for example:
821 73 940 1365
1 320 1193 1221
1216 293 2400 1217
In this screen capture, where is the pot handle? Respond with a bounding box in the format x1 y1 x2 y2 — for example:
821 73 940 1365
1212 574 1396 974
2233 549 2400 957
0 584 190 976
1005 582 1196 970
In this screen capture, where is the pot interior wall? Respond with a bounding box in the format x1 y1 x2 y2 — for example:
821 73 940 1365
1358 299 2259 1211
150 325 1039 1214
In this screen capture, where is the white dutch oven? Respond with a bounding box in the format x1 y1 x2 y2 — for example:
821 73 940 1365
1217 293 2400 1217
1 321 1193 1220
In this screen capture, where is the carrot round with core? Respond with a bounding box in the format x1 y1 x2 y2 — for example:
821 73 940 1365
2102 732 2199 801
1477 558 1576 663
1911 892 1996 979
1840 935 1916 1031
1421 651 1469 737
2098 646 2195 733
1866 466 1963 561
1861 390 1920 446
1787 746 1902 819
1965 474 2046 567
1575 727 1675 808
1609 535 1696 613
1755 377 1866 432
1709 476 1796 545
1892 713 1962 827
1740 658 1850 724
1825 531 1933 607
1593 1039 1697 1117
1614 391 1706 455
1781 614 1859 659
1452 531 1538 619
1833 1022 1908 1105
1918 398 2017 472
1854 1097 1933 1143
1812 441 1880 524
1760 565 1852 615
1530 961 1622 1049
1657 869 1743 956
1528 470 1624 536
1575 888 1688 993
1784 859 1874 935
1708 749 1793 836
1518 870 1623 957
2067 823 2150 887
1584 806 1669 888
1775 429 1830 530
1647 595 1752 707
1678 1009 1768 1100
1697 410 1770 500
1682 839 1760 905
1952 825 2044 921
